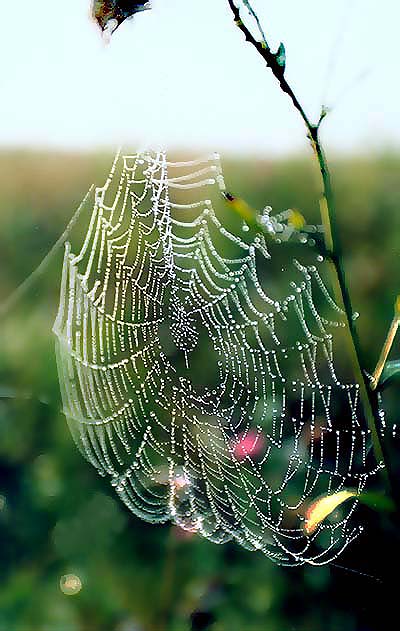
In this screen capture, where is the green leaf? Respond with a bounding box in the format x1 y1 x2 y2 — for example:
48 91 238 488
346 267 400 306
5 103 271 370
275 42 286 70
378 359 400 390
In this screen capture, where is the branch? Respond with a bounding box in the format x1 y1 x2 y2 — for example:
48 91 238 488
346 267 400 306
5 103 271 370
227 0 394 496
227 0 313 131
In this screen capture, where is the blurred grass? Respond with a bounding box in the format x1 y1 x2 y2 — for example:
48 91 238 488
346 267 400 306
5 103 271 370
0 150 400 631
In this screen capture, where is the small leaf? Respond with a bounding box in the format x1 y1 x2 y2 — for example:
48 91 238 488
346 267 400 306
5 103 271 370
222 192 258 229
275 42 286 70
378 359 400 390
304 490 356 535
288 209 306 230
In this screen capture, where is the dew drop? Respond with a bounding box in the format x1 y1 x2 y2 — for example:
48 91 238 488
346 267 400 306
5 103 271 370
60 574 82 596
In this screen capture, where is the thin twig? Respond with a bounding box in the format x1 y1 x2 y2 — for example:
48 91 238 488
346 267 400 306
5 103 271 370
241 0 268 47
226 0 394 496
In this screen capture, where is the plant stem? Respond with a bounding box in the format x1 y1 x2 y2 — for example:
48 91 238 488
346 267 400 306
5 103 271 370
310 129 390 485
371 313 400 390
227 0 394 496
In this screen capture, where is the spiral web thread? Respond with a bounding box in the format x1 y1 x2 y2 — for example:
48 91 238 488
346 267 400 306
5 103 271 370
53 150 381 565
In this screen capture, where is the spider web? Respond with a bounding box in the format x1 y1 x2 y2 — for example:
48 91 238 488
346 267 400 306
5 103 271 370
53 150 381 565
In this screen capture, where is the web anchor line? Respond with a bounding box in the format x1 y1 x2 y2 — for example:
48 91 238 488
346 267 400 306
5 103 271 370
0 186 94 318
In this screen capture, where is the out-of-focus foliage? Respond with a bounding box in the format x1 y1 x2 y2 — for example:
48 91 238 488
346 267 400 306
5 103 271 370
0 151 400 631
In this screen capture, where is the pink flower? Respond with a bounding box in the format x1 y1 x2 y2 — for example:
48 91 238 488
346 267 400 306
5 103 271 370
232 430 265 461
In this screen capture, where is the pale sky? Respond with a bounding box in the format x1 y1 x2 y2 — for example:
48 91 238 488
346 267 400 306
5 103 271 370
1 0 399 155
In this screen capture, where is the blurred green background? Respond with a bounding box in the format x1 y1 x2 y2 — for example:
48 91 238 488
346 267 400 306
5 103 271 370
1 150 400 631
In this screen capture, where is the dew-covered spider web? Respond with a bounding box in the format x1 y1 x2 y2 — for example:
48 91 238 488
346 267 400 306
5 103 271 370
53 150 382 565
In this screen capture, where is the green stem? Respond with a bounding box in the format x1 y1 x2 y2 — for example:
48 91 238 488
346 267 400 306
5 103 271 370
227 0 394 496
310 129 389 481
